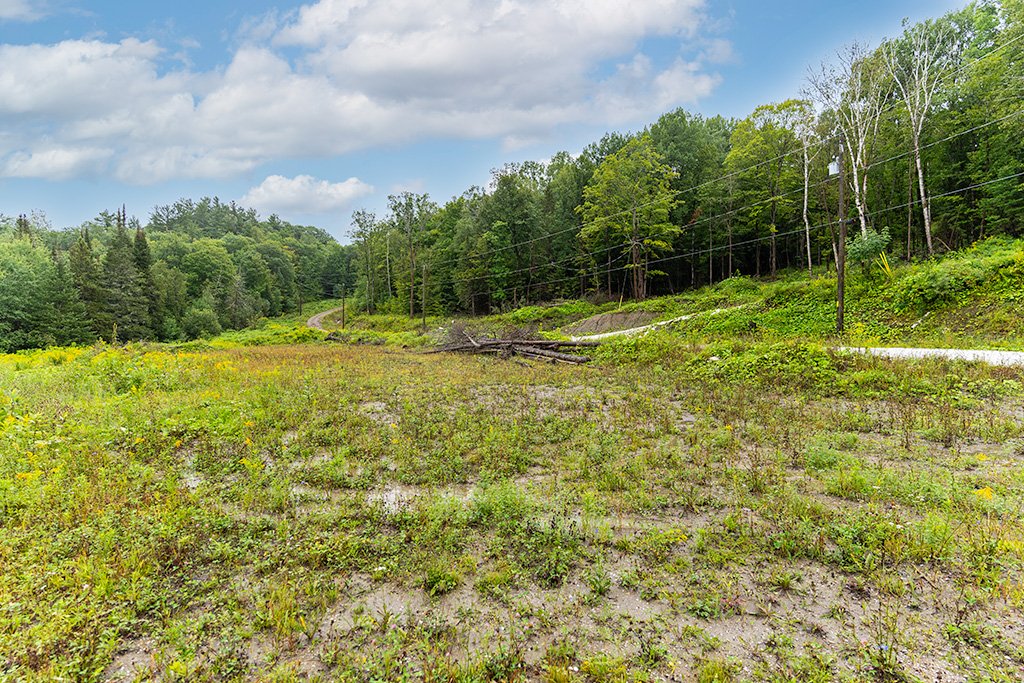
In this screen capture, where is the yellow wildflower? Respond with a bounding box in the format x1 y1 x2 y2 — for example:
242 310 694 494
974 487 994 500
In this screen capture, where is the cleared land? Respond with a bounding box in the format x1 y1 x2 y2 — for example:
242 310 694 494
1 339 1023 682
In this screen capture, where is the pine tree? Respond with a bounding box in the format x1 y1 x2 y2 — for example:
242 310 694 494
133 225 162 337
102 215 152 341
15 214 33 242
44 251 91 346
68 228 110 338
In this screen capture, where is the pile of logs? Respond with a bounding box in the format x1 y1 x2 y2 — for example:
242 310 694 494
433 331 599 365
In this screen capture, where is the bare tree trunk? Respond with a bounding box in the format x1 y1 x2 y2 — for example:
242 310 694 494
385 233 392 298
848 152 869 236
631 208 644 299
727 221 733 276
907 160 914 260
709 220 714 284
408 218 416 318
912 129 934 256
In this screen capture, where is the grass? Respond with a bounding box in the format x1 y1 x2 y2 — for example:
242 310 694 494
1 336 1022 682
2 238 1024 681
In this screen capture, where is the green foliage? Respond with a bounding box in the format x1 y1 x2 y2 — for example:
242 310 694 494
496 300 602 327
1 200 354 350
580 134 680 300
181 302 222 339
892 238 1024 313
846 227 891 265
423 563 460 596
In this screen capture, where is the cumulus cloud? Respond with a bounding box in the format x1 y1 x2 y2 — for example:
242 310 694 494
241 174 374 215
0 0 44 21
0 39 180 119
2 146 112 179
0 0 728 183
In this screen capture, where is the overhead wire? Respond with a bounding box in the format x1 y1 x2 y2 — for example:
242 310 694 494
469 168 1024 301
332 29 1022 303
414 27 1023 273
441 104 1023 291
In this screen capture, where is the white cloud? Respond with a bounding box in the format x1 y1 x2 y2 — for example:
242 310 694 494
0 0 727 183
0 0 43 21
0 39 184 119
2 146 112 178
241 174 374 215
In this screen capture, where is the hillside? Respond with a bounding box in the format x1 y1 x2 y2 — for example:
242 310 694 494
300 236 1024 354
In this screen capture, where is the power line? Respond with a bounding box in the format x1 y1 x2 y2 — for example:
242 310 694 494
414 28 1022 272
325 104 1021 298
338 31 1022 300
470 168 1024 301
440 106 1023 290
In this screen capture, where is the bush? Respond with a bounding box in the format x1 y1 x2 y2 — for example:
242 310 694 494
846 227 891 266
590 330 687 365
182 305 222 339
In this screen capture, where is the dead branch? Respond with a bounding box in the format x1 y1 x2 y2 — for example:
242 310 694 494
429 336 597 364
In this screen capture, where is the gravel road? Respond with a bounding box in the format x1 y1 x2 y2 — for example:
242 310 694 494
306 307 343 330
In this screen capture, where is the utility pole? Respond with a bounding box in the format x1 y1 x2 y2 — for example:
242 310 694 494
421 264 428 332
836 136 847 335
341 285 346 330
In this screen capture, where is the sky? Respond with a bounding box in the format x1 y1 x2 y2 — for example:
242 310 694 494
0 0 965 241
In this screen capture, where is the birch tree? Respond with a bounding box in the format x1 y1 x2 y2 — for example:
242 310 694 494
809 43 888 236
884 21 956 256
794 98 820 276
351 210 379 313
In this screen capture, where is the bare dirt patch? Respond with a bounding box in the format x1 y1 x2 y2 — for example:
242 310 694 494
103 636 157 682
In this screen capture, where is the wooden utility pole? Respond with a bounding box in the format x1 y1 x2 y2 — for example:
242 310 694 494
341 286 346 330
836 136 847 335
421 264 427 331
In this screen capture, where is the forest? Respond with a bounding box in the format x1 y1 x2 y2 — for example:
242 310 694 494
0 0 1021 351
0 201 353 351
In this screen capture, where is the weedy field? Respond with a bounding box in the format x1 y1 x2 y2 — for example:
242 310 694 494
1 338 1023 682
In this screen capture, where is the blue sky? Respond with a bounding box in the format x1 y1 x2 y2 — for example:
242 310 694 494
0 0 964 240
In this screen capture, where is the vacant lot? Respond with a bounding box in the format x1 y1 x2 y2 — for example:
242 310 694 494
1 341 1022 682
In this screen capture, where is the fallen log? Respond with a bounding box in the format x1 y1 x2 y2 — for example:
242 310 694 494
429 337 596 364
429 339 598 354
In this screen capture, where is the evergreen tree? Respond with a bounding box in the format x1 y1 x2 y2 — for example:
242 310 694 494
0 239 49 351
102 221 152 341
43 251 91 346
68 229 110 338
15 214 33 242
133 226 162 337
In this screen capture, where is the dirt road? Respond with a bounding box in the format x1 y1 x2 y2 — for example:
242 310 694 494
306 307 343 330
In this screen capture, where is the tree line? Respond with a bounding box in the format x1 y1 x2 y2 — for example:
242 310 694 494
0 199 354 352
347 0 1023 316
1 1 1021 352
